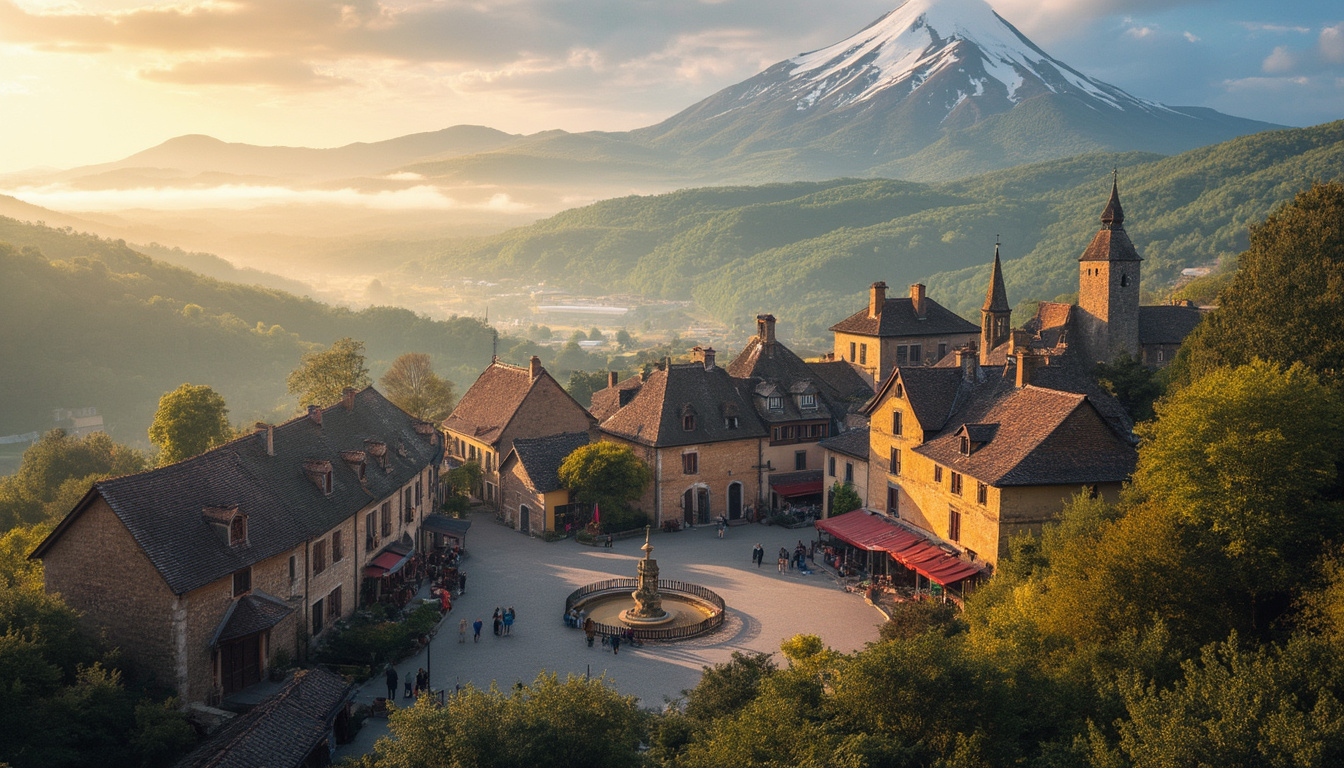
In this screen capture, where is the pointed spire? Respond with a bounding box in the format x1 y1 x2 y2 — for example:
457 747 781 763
1100 169 1124 228
982 240 1010 313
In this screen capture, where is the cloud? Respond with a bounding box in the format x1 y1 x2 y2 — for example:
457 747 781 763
1262 45 1298 74
1238 22 1313 34
1183 31 1200 43
1125 25 1156 39
1321 23 1344 64
140 56 351 88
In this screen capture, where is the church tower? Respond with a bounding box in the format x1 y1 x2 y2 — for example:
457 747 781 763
980 242 1011 364
1077 175 1141 361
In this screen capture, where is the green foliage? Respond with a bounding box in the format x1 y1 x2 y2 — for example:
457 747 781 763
379 353 457 422
364 673 646 768
287 337 372 409
315 604 443 667
878 599 966 642
564 370 612 409
0 523 51 590
557 442 652 517
1093 353 1165 422
829 481 863 516
148 383 233 466
682 651 776 722
440 462 481 517
0 430 146 532
1173 182 1344 387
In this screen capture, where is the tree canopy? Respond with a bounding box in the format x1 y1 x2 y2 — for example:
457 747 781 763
147 383 233 466
286 337 371 408
0 430 146 533
557 442 651 516
830 482 863 516
379 353 457 422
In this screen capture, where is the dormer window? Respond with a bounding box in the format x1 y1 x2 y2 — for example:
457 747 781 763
800 394 816 410
304 460 334 495
725 416 739 429
960 435 971 456
768 396 783 411
229 515 247 546
683 414 695 431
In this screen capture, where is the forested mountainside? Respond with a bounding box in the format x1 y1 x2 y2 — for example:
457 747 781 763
0 221 500 439
411 121 1344 337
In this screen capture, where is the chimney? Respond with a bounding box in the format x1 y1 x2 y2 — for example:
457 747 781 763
254 422 274 456
342 387 356 410
911 283 927 319
1016 352 1043 388
608 371 619 388
307 405 322 426
529 355 542 381
869 282 887 319
756 314 776 343
955 345 979 382
703 347 716 370
1009 329 1031 355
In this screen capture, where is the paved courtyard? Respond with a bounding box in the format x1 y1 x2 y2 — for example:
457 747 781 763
336 512 884 758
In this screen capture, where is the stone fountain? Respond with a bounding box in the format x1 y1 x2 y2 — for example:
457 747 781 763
619 527 671 625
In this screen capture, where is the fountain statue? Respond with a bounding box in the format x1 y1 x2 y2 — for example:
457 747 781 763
624 526 669 623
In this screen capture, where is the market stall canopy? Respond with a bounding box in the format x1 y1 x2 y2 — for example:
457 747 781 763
816 509 984 586
422 514 471 540
363 541 413 578
770 469 824 498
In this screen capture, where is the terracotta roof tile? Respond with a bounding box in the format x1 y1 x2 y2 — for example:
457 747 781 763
441 361 537 446
504 432 590 494
598 362 767 447
828 297 978 338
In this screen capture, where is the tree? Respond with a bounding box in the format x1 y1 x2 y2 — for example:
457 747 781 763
148 384 233 466
379 353 456 422
286 337 371 408
565 371 612 409
615 329 633 348
0 430 146 532
1094 353 1165 422
1173 182 1344 387
683 651 777 722
878 600 965 642
830 482 863 515
588 327 604 341
557 442 651 516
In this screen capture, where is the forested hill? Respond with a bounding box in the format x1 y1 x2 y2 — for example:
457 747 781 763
412 121 1344 336
0 221 500 440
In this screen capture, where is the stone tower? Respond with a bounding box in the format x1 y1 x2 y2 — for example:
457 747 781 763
980 242 1011 364
1077 176 1141 361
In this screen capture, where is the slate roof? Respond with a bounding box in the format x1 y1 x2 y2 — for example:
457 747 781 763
504 431 590 494
983 246 1010 313
442 360 584 446
727 336 841 425
829 297 979 338
1080 184 1141 262
589 374 645 423
33 388 441 596
806 360 874 404
818 427 870 461
211 591 294 647
174 668 352 768
866 366 968 433
598 362 767 448
1139 304 1205 345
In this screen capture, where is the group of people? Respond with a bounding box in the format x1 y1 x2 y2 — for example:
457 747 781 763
493 606 516 636
576 615 639 655
383 666 433 701
750 540 812 572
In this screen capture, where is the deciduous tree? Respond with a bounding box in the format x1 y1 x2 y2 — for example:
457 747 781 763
379 353 456 422
557 442 651 516
286 337 371 408
148 383 232 466
829 482 863 516
0 430 145 531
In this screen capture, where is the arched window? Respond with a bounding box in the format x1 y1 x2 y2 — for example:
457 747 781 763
683 413 695 431
229 515 247 546
1120 273 1130 287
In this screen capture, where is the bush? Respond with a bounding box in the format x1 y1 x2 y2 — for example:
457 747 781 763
878 599 965 642
598 507 649 534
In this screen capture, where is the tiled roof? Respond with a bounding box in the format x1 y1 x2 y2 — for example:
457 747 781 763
442 361 543 445
34 388 441 596
505 431 590 494
867 366 968 433
589 375 643 422
1139 304 1205 345
211 591 294 647
727 336 841 425
828 297 978 338
819 427 870 460
174 668 352 768
806 360 874 404
983 247 1010 313
598 362 767 448
1079 228 1142 262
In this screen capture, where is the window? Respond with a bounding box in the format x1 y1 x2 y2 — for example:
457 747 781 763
976 482 988 505
948 507 961 542
682 452 698 475
768 396 783 411
1120 273 1130 287
381 502 392 538
938 342 948 361
332 530 343 563
828 456 836 477
849 342 856 362
795 451 807 471
887 486 899 515
960 435 971 456
683 413 696 431
229 515 247 546
329 586 342 622
896 345 908 365
365 511 377 548
232 567 251 598
312 598 324 635
415 480 422 505
323 470 332 495
845 462 854 483
934 465 943 483
289 555 296 583
891 410 902 436
1087 484 1100 500
950 472 963 496
725 416 739 429
800 394 816 410
312 540 327 575
404 487 414 523
486 482 495 502
895 382 904 398
890 447 901 476
1157 349 1165 362
909 345 922 364
859 344 868 365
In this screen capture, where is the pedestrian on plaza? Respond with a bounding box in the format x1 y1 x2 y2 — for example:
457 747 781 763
584 617 596 647
416 668 428 695
459 571 467 595
384 665 397 702
777 553 787 573
493 607 502 636
611 633 621 655
459 617 467 643
503 607 515 636
473 618 483 642
752 543 764 567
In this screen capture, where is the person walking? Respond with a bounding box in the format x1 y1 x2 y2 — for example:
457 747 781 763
752 543 764 567
503 607 515 636
611 632 621 656
458 571 467 595
584 617 596 647
472 618 483 642
416 668 429 696
493 607 502 637
777 551 787 573
458 617 467 643
384 665 397 702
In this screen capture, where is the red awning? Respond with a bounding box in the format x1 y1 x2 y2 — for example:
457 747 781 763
771 480 823 497
817 509 984 586
815 509 906 550
371 550 409 575
363 565 387 578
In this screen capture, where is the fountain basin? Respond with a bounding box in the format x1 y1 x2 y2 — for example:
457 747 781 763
566 578 726 641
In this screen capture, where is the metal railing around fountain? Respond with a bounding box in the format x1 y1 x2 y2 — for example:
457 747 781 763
565 578 726 642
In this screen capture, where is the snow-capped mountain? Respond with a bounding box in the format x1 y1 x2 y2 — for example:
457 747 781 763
636 0 1277 180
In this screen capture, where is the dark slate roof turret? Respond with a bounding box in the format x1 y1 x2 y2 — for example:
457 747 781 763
1100 173 1124 228
982 243 1010 313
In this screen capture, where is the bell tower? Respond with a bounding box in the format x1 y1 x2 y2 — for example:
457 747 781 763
1077 173 1141 361
980 241 1011 365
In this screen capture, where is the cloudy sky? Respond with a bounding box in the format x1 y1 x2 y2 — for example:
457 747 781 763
0 0 1340 173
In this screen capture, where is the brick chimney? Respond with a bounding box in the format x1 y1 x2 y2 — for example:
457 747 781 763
955 345 979 382
869 282 887 319
703 347 716 370
1009 329 1031 355
529 355 542 381
254 422 274 456
691 346 717 370
756 314 776 343
1016 351 1043 388
342 387 356 410
608 371 619 388
307 405 322 426
911 283 927 319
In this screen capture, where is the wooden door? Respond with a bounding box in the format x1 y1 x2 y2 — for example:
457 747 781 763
220 634 261 695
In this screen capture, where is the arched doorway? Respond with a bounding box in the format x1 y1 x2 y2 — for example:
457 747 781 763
520 505 531 534
727 482 743 520
682 486 711 525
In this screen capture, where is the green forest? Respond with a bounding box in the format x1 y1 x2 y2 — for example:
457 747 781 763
412 121 1344 339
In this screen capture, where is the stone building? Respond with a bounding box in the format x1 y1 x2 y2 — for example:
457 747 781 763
829 281 980 385
442 357 595 509
819 427 869 517
31 387 441 705
595 348 767 526
498 431 591 535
